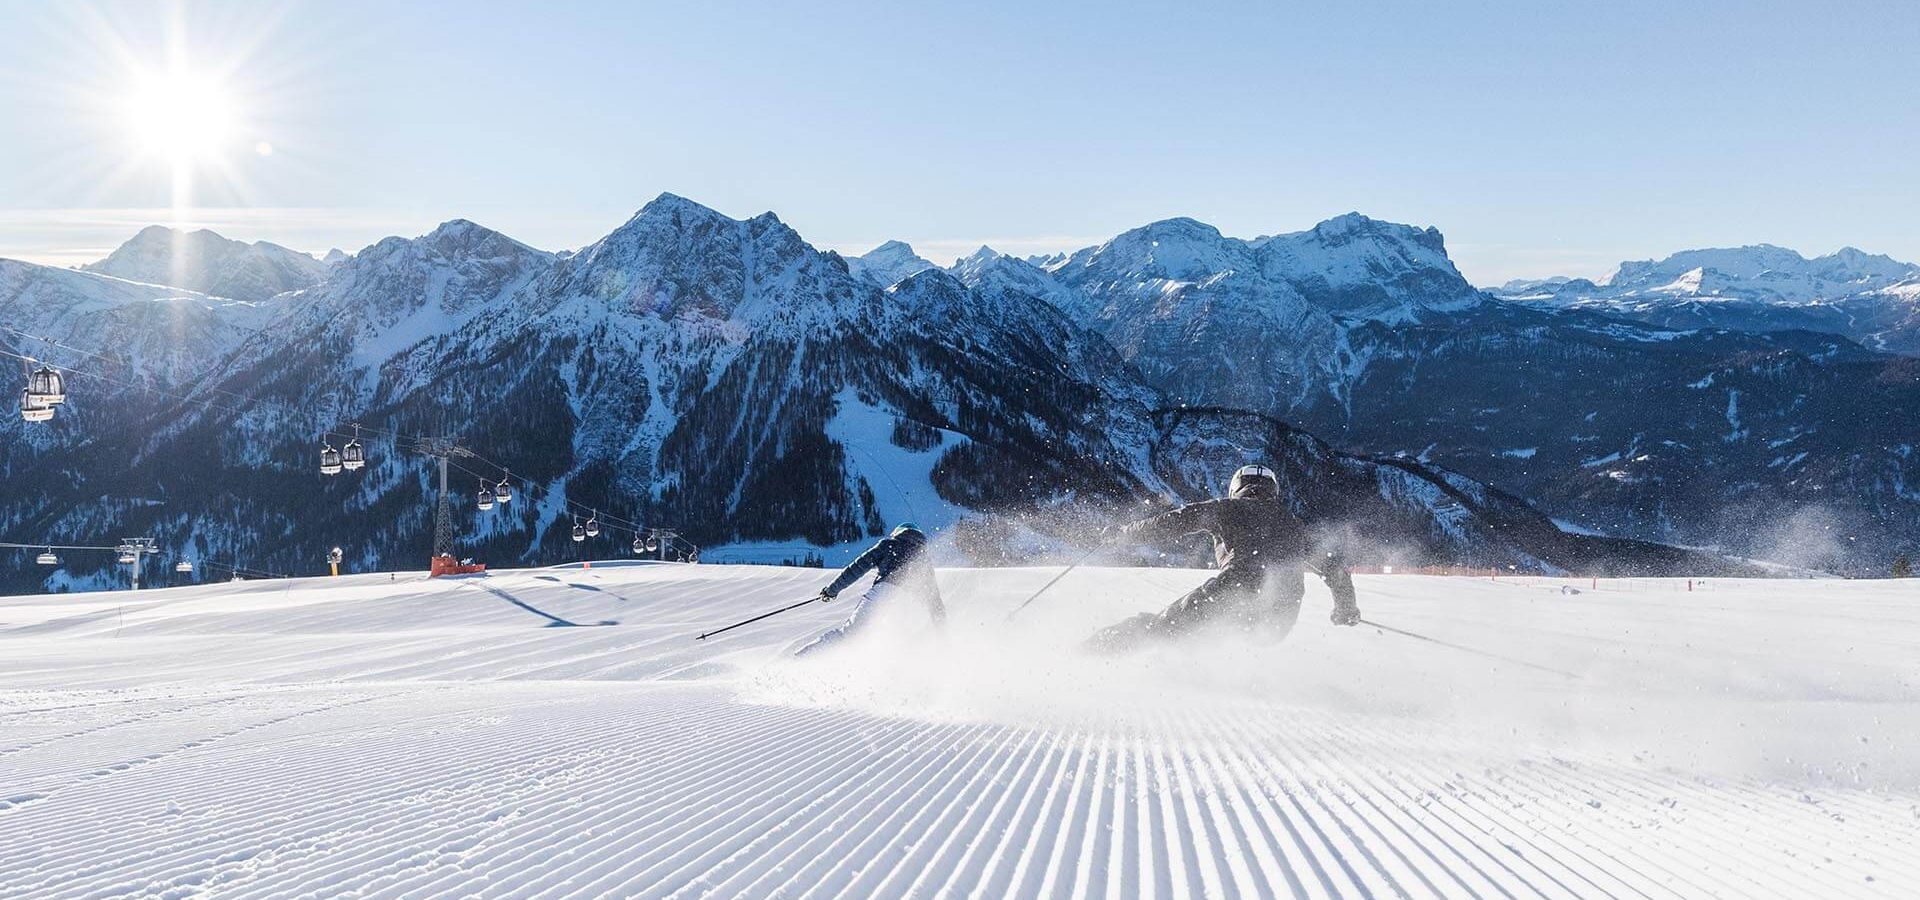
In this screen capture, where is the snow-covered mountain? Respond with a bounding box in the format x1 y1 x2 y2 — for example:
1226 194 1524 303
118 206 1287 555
0 258 272 389
1600 245 1918 303
845 240 937 288
3 195 1720 594
1495 244 1920 354
997 213 1484 414
953 219 1920 573
81 226 329 302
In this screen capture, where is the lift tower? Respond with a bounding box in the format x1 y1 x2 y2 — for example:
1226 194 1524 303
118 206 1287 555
412 437 486 577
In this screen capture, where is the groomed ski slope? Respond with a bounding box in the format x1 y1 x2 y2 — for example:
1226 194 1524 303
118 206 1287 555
1 563 1916 898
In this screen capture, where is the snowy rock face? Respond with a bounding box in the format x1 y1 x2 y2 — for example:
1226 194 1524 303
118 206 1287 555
959 220 1920 573
1 196 1661 593
1009 213 1484 413
5 197 1913 586
1604 245 1918 303
1495 245 1920 354
0 259 267 386
846 240 937 288
81 226 328 302
1309 308 1920 573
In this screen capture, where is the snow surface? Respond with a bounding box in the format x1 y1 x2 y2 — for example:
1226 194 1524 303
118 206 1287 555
824 389 968 560
2 565 1917 897
847 240 937 289
1499 244 1920 308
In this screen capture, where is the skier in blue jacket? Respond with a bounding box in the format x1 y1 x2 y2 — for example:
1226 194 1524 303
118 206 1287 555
796 523 947 656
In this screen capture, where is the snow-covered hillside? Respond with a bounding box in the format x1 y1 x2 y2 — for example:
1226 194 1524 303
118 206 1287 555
989 213 1484 414
2 564 1915 896
1602 245 1916 304
846 240 937 288
81 226 328 302
1494 244 1920 355
0 258 273 385
10 195 1684 595
8 196 1917 583
952 222 1920 573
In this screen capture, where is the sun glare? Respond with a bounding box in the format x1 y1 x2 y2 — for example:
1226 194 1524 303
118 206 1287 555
125 70 236 163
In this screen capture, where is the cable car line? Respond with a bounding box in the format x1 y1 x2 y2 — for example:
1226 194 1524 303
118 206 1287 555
9 327 660 537
443 455 650 537
8 325 710 568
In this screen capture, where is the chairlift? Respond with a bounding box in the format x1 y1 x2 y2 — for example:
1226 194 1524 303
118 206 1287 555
19 388 54 422
175 560 194 573
320 441 343 475
341 425 366 471
585 512 600 538
494 473 513 504
36 549 57 566
116 545 138 564
27 365 66 405
570 517 586 543
632 536 645 554
477 479 496 511
644 535 660 553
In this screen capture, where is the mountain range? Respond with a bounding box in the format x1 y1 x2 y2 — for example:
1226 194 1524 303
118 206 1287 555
1493 245 1920 354
81 225 331 302
3 195 1915 592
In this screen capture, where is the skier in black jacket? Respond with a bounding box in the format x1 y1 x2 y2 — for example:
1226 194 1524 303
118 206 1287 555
795 523 946 656
1088 464 1360 652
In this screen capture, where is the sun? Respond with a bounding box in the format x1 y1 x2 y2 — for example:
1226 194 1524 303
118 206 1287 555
124 70 237 164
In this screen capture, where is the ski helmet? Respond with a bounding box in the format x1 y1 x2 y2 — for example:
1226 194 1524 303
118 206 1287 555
891 522 921 537
1229 464 1279 499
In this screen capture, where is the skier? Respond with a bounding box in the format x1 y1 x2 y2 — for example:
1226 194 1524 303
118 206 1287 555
795 523 946 656
1088 464 1360 652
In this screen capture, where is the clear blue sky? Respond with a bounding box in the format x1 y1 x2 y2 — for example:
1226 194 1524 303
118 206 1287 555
1 0 1916 284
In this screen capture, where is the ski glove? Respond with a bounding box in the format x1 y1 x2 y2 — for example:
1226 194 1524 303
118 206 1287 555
1330 604 1361 627
818 589 838 602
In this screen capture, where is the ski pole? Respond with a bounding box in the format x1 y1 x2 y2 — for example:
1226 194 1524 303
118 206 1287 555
1358 618 1582 681
1005 544 1105 621
696 595 824 641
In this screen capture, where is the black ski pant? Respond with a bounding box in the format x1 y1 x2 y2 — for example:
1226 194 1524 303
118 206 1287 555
1088 565 1303 653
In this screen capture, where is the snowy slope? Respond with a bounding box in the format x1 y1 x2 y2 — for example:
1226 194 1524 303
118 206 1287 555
1494 244 1920 354
976 217 1920 571
81 225 328 302
1602 245 1918 303
11 196 1917 591
13 195 1655 596
992 212 1486 413
2 564 1916 897
846 240 937 288
0 257 271 384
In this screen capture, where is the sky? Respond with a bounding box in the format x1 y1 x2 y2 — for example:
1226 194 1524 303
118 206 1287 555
0 0 1916 285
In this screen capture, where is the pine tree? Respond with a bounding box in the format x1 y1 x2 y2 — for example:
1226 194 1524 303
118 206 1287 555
1894 554 1913 578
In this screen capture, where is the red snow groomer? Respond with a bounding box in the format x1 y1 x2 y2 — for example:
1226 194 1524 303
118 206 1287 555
430 554 487 577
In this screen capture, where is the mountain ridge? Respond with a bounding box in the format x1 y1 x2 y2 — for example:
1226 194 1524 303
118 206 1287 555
6 198 1913 587
1492 242 1920 354
81 225 328 302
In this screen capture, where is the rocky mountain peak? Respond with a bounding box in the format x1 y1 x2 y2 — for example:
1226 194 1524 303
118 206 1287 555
848 240 938 288
1055 217 1245 284
1298 211 1449 257
81 225 326 302
537 194 868 327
